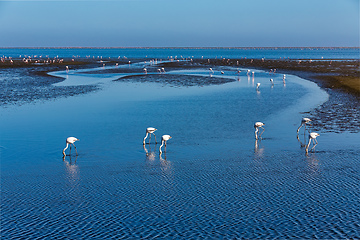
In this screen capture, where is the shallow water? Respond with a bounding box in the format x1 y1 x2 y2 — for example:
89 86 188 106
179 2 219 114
1 63 360 239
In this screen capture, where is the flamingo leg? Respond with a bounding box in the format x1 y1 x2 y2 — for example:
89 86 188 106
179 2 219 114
259 127 265 138
72 143 78 156
255 127 258 140
153 133 157 144
311 141 318 151
149 134 151 144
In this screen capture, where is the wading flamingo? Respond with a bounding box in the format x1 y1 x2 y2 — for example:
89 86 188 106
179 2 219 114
270 79 274 85
254 122 265 140
256 83 261 90
297 117 312 134
306 132 320 153
159 135 172 153
63 137 79 156
143 127 157 145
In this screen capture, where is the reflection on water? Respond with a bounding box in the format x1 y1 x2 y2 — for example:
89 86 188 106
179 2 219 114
159 152 173 179
143 145 156 161
305 151 321 176
297 134 307 148
63 155 79 183
254 139 265 157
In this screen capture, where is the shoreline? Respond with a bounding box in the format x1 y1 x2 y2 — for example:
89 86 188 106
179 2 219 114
1 58 359 133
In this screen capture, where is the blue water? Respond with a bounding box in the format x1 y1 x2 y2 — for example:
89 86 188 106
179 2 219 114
1 47 359 60
1 55 360 238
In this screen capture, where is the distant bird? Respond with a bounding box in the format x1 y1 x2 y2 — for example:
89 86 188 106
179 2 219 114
254 122 265 140
236 69 241 74
157 69 161 74
159 135 172 153
209 68 214 74
66 66 69 72
221 71 224 74
161 67 165 73
247 70 250 76
306 132 320 153
143 68 147 74
270 79 274 85
297 117 312 134
143 127 157 145
252 71 255 77
256 83 261 90
63 137 79 156
283 74 286 84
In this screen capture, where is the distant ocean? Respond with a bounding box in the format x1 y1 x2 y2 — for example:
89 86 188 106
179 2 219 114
1 47 359 60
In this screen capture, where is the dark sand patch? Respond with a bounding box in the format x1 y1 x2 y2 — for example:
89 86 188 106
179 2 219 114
115 74 235 87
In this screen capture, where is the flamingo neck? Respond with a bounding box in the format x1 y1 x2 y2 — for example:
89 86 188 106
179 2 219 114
63 143 69 154
159 140 165 152
143 132 149 144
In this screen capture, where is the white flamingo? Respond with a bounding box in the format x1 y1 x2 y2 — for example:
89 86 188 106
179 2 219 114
254 122 265 140
270 79 274 85
143 127 157 145
306 132 320 153
256 83 261 90
283 74 286 84
209 68 214 74
63 137 79 156
297 118 312 134
159 135 172 153
143 68 147 74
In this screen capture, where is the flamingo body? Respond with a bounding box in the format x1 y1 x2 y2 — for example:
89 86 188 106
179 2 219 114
143 127 157 145
254 122 265 140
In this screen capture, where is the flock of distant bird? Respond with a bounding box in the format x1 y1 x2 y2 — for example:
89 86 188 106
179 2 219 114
62 66 320 157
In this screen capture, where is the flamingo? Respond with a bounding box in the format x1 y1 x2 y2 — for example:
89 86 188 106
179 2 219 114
254 122 265 140
161 67 165 73
270 79 274 85
220 71 224 74
247 69 250 76
143 68 147 74
306 132 320 153
209 68 214 74
159 135 172 153
63 137 79 156
283 74 286 84
256 83 261 90
143 127 157 145
297 117 312 134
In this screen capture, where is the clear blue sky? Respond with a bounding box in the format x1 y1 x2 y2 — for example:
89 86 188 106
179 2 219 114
0 0 358 47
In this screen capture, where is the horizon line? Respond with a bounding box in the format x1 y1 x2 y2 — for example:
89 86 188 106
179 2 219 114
1 46 359 49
